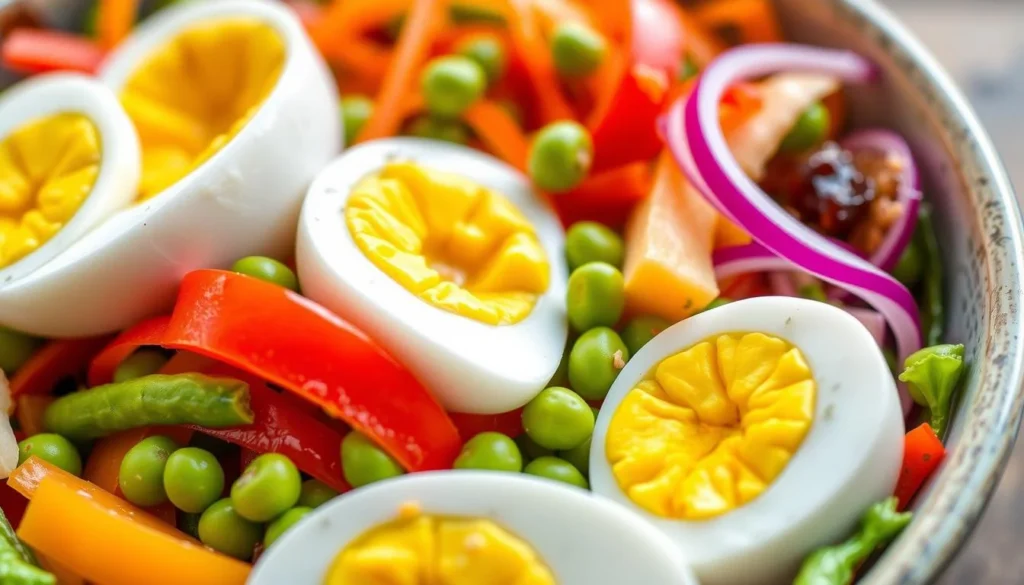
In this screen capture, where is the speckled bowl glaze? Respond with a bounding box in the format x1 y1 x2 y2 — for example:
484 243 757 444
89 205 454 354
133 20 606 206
774 0 1024 582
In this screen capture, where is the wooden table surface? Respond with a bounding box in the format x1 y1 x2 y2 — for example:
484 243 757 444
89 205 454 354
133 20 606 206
886 1 1024 583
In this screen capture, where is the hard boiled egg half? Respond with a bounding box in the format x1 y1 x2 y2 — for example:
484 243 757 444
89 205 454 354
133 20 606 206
0 73 139 287
0 0 340 337
589 297 905 585
298 138 568 414
249 472 699 585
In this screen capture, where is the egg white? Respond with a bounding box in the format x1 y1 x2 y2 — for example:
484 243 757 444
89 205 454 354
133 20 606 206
589 296 905 585
0 73 139 287
249 471 699 585
0 0 340 337
297 138 568 415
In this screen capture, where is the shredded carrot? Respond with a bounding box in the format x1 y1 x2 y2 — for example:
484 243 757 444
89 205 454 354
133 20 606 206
895 423 946 510
14 395 53 437
463 101 529 171
676 6 727 67
312 0 409 54
97 0 140 50
692 0 783 45
357 0 447 142
505 0 573 125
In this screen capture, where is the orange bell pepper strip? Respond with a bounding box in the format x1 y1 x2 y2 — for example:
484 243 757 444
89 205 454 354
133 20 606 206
18 468 250 585
357 0 448 142
463 100 530 171
692 0 782 45
36 554 86 585
9 336 114 400
97 0 140 50
553 162 653 230
1 30 107 75
14 395 53 437
894 422 946 510
89 270 461 473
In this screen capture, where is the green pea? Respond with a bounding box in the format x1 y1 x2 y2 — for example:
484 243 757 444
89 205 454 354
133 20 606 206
340 95 374 145
523 456 589 489
457 36 506 85
113 350 169 383
421 55 486 118
0 327 42 374
780 102 830 153
231 256 299 292
514 433 553 462
565 222 624 271
453 432 522 472
178 512 201 539
299 479 339 508
621 316 671 356
17 434 81 476
521 387 594 450
231 453 302 522
119 435 179 507
550 22 607 78
341 431 405 488
892 239 924 286
164 447 225 513
568 327 629 400
198 499 262 561
547 339 571 388
528 121 593 193
264 506 312 548
406 115 470 145
559 435 591 476
566 262 625 332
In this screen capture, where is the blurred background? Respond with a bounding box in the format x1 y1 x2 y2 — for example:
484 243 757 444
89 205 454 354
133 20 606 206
886 0 1024 582
0 0 1022 581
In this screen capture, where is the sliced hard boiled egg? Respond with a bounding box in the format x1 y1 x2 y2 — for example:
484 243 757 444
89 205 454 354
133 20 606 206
589 297 904 585
298 138 568 414
0 0 340 337
249 472 699 585
0 73 139 286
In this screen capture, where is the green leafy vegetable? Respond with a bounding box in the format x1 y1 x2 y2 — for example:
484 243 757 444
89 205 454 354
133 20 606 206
794 497 911 585
916 206 944 346
898 344 965 437
0 507 53 585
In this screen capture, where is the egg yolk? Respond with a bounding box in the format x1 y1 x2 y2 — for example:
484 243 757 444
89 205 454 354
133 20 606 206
345 162 550 325
326 511 556 585
120 18 285 200
606 332 816 520
0 113 100 269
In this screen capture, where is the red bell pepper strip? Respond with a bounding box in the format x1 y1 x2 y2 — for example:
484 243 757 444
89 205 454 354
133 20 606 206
1 30 106 75
448 409 524 440
894 422 946 510
589 64 670 172
89 270 461 473
0 481 28 529
553 162 653 230
9 336 114 400
189 363 349 493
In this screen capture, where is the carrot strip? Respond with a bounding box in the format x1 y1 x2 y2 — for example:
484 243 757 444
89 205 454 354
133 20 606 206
9 336 114 400
692 0 783 45
97 0 140 50
14 395 53 437
463 101 530 171
894 423 946 510
505 0 573 124
18 473 249 585
357 0 447 142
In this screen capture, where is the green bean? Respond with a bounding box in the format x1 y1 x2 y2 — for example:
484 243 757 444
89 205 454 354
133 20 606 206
0 508 52 585
43 374 253 441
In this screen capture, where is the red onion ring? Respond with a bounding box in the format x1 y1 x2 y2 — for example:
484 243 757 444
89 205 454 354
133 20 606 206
665 44 922 371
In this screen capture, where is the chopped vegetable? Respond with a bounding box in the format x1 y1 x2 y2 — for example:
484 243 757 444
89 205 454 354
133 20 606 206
565 221 625 270
406 115 471 144
898 344 966 437
550 22 607 78
339 96 374 146
97 0 140 49
43 374 253 441
623 155 719 322
453 432 523 472
0 505 53 585
529 121 594 193
230 256 300 293
553 162 652 229
16 465 250 585
17 434 82 477
88 270 460 473
0 328 42 375
421 55 487 118
794 497 911 585
779 102 831 153
9 337 113 399
1 30 105 75
456 35 506 84
894 423 946 509
566 262 625 332
916 205 945 345
112 350 169 383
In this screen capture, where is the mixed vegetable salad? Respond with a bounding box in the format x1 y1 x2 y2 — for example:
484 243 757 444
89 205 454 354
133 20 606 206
0 0 968 583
